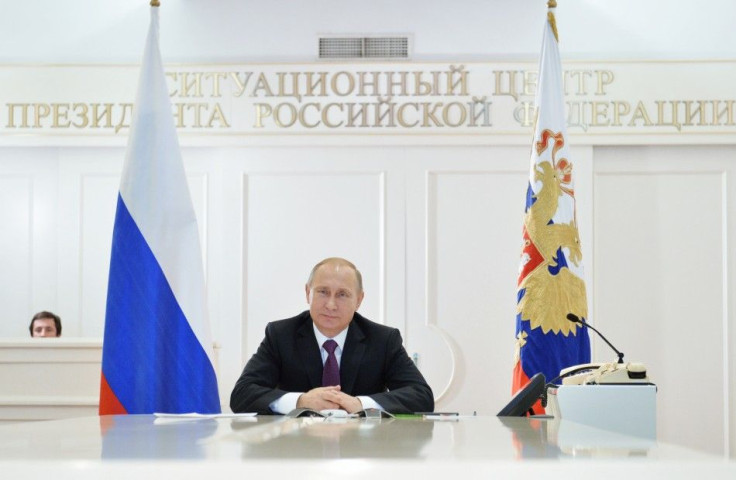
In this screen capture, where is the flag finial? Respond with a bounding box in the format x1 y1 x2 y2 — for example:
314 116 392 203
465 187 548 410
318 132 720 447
547 1 559 42
150 0 160 7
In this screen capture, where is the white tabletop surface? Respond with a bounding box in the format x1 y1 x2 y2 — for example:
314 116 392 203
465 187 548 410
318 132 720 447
0 414 733 479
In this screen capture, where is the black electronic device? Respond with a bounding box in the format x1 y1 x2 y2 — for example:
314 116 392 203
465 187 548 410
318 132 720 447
496 372 546 417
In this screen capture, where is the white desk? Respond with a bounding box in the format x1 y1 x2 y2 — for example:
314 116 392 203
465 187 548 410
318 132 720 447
0 415 733 479
547 384 658 439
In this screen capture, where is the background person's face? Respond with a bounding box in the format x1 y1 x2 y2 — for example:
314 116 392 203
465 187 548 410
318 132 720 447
306 263 364 338
31 318 58 337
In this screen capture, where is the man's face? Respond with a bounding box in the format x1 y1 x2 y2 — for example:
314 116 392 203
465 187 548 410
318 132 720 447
31 318 58 337
306 263 364 338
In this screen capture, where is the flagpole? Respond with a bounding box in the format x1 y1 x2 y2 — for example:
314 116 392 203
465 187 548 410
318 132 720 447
547 1 559 42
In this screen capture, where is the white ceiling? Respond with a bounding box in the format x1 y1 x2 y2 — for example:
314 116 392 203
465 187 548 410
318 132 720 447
0 0 734 64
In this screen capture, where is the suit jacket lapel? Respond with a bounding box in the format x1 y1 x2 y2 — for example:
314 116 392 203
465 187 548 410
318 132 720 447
340 318 366 394
296 317 323 389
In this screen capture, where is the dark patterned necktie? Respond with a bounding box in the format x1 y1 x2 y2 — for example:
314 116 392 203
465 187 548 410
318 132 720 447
322 339 340 387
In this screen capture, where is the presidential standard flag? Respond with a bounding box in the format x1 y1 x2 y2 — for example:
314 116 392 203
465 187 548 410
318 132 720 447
99 3 220 414
513 1 591 412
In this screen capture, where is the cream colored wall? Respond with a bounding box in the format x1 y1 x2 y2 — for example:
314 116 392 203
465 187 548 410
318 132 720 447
0 141 734 458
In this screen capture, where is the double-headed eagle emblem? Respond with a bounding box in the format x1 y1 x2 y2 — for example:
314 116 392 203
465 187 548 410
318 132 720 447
517 129 587 336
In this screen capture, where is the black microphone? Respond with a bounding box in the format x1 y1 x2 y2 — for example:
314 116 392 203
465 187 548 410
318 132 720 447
566 313 624 364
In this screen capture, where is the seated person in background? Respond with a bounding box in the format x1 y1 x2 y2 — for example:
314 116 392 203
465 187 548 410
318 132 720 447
230 257 434 415
29 311 62 338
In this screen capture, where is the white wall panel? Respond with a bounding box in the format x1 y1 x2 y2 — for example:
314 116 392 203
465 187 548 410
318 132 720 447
57 149 122 337
79 174 120 337
428 170 526 411
403 146 533 414
0 148 58 336
0 175 32 336
594 146 735 455
244 171 384 356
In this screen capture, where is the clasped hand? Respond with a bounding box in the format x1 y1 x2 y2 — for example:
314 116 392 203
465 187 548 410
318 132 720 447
296 385 363 413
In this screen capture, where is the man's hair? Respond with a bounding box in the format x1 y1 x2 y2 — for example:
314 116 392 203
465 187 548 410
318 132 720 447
29 311 62 337
306 257 363 293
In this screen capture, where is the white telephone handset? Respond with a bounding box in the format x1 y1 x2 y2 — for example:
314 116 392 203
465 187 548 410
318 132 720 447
561 362 649 385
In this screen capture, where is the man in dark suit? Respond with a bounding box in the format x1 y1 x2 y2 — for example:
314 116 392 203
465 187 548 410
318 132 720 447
230 257 434 415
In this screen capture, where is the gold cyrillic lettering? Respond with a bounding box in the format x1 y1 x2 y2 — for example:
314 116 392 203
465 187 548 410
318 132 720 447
71 103 89 128
114 104 133 133
331 71 356 97
384 71 408 97
683 100 708 126
714 100 735 126
494 70 520 101
207 103 230 128
33 103 51 128
273 103 297 127
374 100 396 127
358 72 381 97
513 101 534 127
305 72 328 97
628 101 653 127
611 101 630 126
166 72 179 96
566 101 587 131
655 101 681 131
51 103 70 128
413 72 437 96
6 103 29 128
251 73 275 97
397 103 419 127
298 102 320 128
230 72 253 97
421 102 443 127
442 102 467 127
522 70 537 96
173 103 186 128
447 65 468 95
322 103 344 128
346 103 369 127
277 72 302 101
183 103 209 128
596 70 614 95
566 70 593 96
179 72 203 98
253 103 271 128
90 103 114 128
204 72 229 98
590 101 610 126
468 97 492 127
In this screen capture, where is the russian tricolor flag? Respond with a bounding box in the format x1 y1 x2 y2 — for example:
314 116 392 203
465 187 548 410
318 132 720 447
99 5 220 415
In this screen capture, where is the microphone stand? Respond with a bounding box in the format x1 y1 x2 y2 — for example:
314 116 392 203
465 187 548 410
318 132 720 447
567 314 625 364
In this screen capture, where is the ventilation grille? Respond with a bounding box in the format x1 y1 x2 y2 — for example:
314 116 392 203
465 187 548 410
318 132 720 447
319 36 410 59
